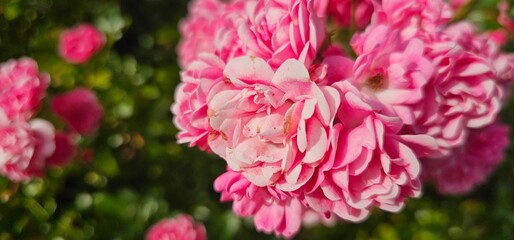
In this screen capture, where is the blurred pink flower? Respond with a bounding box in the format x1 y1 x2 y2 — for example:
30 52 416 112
172 54 226 151
0 58 49 121
46 132 77 167
422 122 510 195
0 119 57 181
176 0 238 68
59 24 105 64
51 88 103 135
0 122 36 181
146 214 206 240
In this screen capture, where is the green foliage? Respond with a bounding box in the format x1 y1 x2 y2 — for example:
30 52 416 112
0 0 513 239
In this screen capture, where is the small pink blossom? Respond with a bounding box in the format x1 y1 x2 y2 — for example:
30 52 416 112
59 24 105 64
422 122 510 195
176 0 239 68
146 214 206 240
51 88 104 135
0 58 49 121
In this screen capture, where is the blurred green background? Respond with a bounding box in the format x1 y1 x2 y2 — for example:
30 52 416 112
0 0 513 239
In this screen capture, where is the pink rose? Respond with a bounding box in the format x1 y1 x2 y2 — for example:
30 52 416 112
208 57 436 236
231 0 326 69
0 58 49 121
444 22 514 95
207 56 340 190
303 81 436 221
146 214 206 240
59 24 105 64
176 0 247 68
353 9 505 155
411 37 504 155
51 88 103 135
0 122 36 181
422 122 510 195
174 0 330 151
373 0 453 39
351 25 433 124
0 119 57 181
206 56 340 236
179 0 326 69
177 0 231 68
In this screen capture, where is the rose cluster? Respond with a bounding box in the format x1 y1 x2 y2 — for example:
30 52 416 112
173 0 514 238
0 24 105 182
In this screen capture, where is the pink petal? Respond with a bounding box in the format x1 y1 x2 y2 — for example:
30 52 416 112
224 56 274 83
303 120 328 164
